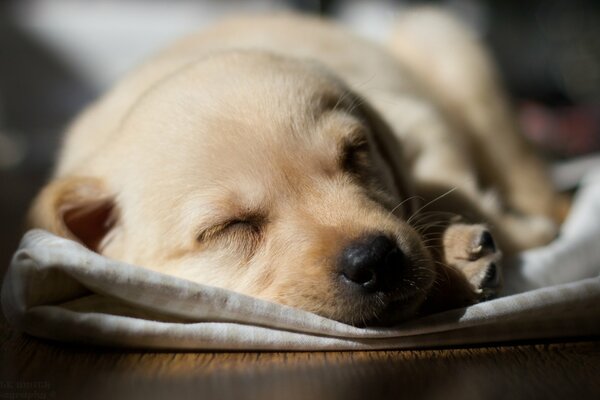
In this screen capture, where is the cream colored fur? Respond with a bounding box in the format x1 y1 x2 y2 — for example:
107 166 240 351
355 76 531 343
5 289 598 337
28 8 562 325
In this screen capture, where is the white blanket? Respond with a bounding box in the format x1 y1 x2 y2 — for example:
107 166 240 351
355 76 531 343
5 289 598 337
3 170 600 350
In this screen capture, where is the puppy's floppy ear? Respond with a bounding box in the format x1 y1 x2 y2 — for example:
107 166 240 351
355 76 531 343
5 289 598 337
358 101 419 218
27 176 117 252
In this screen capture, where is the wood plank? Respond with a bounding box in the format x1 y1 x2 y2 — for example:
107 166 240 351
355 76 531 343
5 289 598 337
1 326 599 400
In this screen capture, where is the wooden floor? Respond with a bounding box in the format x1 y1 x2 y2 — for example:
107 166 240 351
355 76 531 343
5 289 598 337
1 324 599 400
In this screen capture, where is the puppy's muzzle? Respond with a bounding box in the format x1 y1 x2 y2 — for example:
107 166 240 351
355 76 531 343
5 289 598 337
339 234 407 293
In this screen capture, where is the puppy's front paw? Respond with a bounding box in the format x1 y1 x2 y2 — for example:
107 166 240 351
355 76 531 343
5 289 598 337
442 223 503 300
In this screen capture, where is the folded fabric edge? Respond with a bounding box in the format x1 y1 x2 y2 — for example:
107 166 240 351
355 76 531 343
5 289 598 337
1 243 94 333
20 274 600 347
21 305 600 351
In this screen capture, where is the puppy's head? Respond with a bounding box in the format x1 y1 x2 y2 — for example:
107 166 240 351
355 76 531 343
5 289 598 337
30 51 436 326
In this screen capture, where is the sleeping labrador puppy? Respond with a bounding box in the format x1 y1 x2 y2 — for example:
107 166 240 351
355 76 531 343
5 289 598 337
27 8 563 326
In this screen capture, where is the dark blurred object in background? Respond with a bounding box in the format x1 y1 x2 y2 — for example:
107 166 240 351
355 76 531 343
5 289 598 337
488 0 600 106
1 0 599 272
483 0 600 158
0 0 96 271
520 102 600 158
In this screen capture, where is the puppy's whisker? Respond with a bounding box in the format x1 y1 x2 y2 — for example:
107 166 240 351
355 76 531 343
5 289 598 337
407 187 458 226
353 73 378 92
410 210 461 222
420 235 441 241
331 89 352 113
331 89 366 116
388 195 424 217
420 240 441 247
346 96 367 115
414 223 450 236
414 220 450 229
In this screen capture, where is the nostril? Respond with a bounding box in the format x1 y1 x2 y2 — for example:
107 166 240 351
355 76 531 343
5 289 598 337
339 234 404 291
342 265 374 286
385 246 404 268
370 235 395 256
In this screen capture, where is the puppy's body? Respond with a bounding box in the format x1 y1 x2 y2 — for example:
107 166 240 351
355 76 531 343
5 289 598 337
30 10 561 325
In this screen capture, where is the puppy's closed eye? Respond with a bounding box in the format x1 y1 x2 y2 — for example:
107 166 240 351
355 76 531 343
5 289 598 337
197 216 264 256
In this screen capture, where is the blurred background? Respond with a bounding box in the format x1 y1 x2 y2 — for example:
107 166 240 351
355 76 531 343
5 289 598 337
1 0 600 271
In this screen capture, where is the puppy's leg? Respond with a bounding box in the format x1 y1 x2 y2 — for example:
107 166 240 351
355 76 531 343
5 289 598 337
387 6 564 247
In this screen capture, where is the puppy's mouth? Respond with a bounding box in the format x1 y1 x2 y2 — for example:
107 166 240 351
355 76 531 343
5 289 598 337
337 279 433 327
361 291 428 327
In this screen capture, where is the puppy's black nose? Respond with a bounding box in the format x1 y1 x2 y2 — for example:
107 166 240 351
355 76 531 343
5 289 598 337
339 234 406 292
